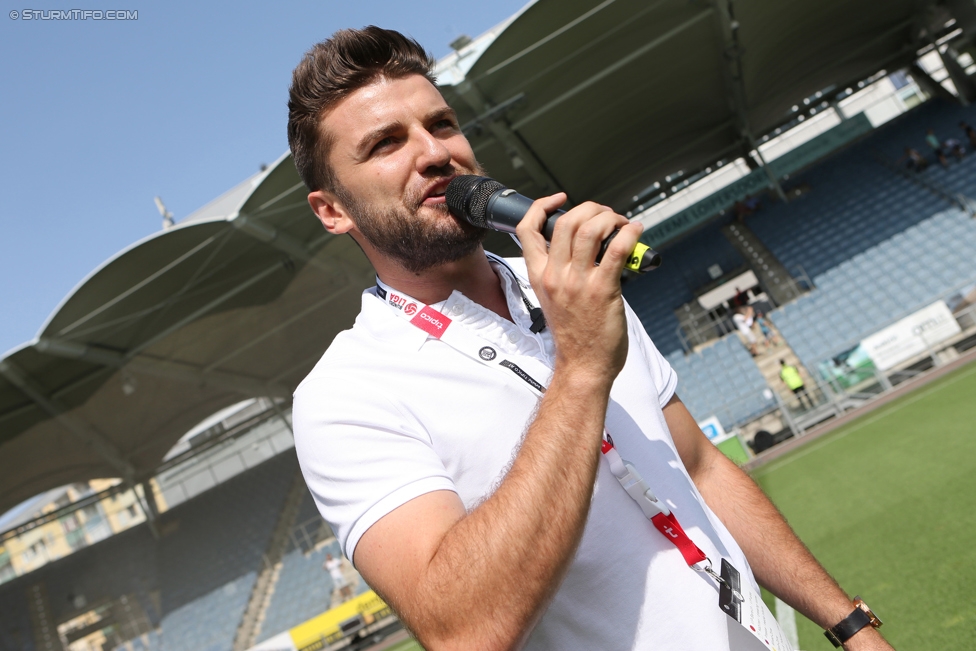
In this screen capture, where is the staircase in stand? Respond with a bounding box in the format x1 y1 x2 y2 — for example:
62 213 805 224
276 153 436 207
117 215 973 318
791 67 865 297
233 470 308 651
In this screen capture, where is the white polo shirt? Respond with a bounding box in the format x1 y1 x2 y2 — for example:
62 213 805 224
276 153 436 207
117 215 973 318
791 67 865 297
293 257 758 650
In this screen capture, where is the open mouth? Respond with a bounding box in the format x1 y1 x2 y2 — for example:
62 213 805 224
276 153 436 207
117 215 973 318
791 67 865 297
422 178 454 204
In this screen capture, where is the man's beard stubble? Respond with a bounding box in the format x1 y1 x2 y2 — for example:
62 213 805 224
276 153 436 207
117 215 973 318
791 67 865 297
335 167 488 274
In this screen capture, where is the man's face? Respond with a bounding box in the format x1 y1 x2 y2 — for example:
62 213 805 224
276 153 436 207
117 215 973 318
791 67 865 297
320 74 486 273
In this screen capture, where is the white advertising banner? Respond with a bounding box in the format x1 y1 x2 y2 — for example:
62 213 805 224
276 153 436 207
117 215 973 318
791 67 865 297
861 300 961 370
246 632 296 651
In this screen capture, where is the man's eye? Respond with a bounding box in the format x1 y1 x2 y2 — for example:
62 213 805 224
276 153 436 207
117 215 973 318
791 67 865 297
371 137 395 153
433 119 457 132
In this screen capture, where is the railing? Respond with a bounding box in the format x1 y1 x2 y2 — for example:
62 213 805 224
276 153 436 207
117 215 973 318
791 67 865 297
675 265 815 354
788 265 816 293
794 277 976 372
873 148 976 215
0 403 297 585
156 413 294 510
745 298 976 450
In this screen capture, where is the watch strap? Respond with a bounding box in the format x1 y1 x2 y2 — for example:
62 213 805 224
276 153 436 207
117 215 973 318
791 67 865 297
824 606 872 647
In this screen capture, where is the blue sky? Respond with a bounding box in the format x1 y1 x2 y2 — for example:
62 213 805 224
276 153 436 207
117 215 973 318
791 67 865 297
0 0 529 356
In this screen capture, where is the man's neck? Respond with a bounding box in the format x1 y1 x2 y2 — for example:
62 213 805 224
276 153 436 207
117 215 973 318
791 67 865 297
376 247 514 323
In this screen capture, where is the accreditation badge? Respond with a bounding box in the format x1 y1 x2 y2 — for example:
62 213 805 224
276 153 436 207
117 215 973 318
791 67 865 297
719 560 795 651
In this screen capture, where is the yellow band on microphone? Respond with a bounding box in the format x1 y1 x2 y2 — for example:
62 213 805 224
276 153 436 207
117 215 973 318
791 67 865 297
625 242 661 273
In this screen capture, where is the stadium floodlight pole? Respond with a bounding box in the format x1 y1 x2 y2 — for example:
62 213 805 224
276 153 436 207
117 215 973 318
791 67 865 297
709 0 788 202
745 134 788 202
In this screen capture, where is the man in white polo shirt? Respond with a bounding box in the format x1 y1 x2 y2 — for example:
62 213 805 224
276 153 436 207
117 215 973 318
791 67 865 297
287 27 893 651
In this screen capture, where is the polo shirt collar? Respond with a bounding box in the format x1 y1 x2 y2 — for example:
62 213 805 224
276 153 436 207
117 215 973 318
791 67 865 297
356 288 429 352
359 258 544 355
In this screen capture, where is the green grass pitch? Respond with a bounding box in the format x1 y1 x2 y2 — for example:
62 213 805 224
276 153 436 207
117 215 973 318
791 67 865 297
752 361 976 649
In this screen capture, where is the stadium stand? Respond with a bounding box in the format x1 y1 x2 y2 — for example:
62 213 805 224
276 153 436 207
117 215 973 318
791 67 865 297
256 537 369 645
622 98 976 431
159 573 256 651
0 451 300 651
666 335 774 429
769 207 976 374
624 214 746 357
750 100 976 374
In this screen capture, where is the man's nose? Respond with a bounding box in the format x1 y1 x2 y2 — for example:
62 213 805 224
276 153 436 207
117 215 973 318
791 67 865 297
414 128 452 172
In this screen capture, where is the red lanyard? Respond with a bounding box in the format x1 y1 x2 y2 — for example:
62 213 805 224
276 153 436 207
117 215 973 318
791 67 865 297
600 437 707 567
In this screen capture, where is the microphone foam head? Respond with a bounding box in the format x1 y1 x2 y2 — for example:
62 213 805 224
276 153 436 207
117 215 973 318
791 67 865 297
446 175 505 228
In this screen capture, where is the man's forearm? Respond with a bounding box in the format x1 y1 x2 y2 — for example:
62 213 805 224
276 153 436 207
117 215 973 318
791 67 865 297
692 447 893 649
694 447 851 622
408 368 610 651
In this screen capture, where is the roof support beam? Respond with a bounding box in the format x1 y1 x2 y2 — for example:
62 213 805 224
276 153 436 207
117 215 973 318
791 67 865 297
56 234 222 339
202 284 352 374
454 80 564 196
710 0 787 202
939 46 976 105
231 215 345 279
508 8 712 132
34 338 291 398
271 399 293 436
0 359 136 482
909 62 957 102
127 259 287 360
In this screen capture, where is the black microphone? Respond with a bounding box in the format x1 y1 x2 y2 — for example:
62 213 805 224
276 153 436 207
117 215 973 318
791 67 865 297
446 175 661 274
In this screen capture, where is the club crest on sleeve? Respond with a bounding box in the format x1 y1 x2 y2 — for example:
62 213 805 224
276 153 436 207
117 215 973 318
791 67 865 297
479 346 497 361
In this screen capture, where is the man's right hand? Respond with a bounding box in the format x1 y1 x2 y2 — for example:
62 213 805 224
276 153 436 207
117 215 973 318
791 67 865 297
515 193 644 385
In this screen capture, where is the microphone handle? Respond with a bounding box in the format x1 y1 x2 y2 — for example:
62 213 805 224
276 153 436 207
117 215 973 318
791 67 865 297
484 190 661 273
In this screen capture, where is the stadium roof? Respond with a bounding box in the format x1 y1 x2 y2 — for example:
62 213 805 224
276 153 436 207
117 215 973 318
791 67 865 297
436 0 940 209
0 153 377 515
0 0 958 516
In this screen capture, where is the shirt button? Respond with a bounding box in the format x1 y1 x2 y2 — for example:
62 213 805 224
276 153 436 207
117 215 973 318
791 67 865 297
507 331 521 343
450 304 464 316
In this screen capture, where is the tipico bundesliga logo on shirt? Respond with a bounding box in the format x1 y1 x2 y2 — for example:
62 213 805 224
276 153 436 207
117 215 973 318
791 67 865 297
410 306 450 338
388 293 408 310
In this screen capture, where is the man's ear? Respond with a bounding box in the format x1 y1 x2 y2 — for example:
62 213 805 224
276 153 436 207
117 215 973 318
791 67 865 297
308 190 356 235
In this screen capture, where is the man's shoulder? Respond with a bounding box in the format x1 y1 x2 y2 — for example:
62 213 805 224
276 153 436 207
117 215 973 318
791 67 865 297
294 292 413 395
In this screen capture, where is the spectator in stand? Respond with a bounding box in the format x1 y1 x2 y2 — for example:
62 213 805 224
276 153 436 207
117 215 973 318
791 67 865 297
780 360 813 409
733 195 762 221
926 129 950 168
903 147 928 172
756 311 779 346
732 305 758 356
731 286 749 307
324 553 354 602
960 120 976 149
944 137 965 161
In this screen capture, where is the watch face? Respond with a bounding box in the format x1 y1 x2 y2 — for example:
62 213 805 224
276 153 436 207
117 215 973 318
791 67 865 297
854 596 883 627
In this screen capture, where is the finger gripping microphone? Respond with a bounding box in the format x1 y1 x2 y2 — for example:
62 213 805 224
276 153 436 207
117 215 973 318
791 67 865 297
446 175 661 274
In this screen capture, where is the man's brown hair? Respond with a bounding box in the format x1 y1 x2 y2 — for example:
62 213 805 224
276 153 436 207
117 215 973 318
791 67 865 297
287 26 437 193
